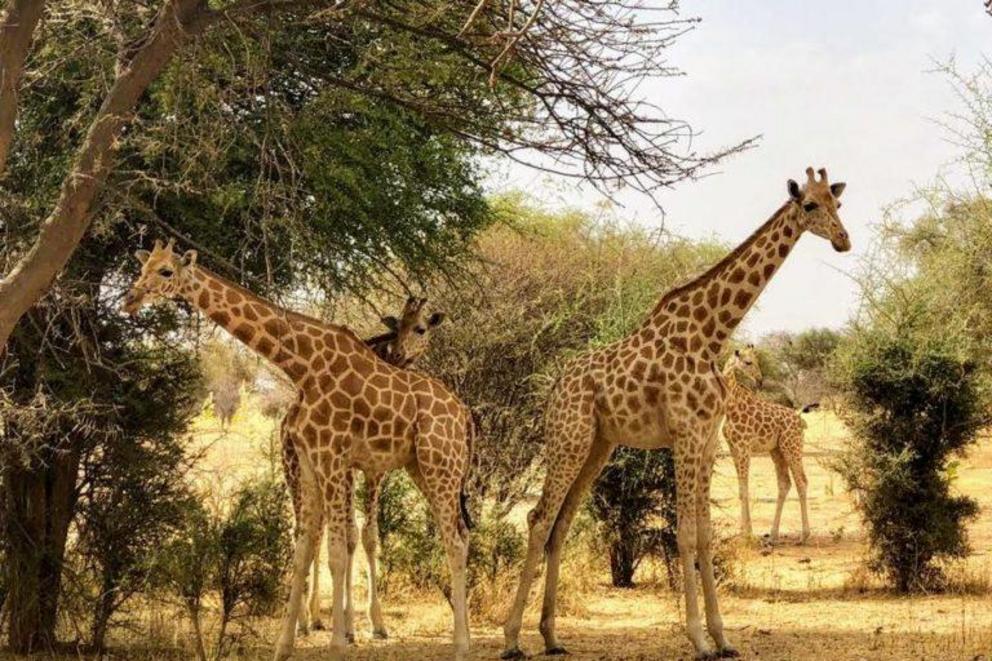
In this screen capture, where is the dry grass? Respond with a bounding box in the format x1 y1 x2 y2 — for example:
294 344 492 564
24 403 992 660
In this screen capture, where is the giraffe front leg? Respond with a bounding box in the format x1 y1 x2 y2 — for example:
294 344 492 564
274 459 321 661
729 442 752 539
305 527 323 632
362 473 388 639
322 467 353 660
695 425 738 658
769 449 791 543
673 441 712 659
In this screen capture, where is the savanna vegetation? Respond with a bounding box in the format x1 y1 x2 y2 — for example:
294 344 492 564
2 3 992 661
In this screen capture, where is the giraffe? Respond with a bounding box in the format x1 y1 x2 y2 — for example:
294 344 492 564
502 167 850 660
721 344 816 544
122 242 473 661
287 296 447 636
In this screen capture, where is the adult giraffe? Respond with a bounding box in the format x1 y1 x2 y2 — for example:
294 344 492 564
123 243 472 661
287 296 447 636
502 167 850 660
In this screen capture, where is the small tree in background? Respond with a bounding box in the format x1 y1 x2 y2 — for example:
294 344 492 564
152 477 292 661
835 324 986 592
588 447 677 588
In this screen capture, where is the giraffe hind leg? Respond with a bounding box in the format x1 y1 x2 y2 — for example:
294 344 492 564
539 437 615 655
503 403 596 659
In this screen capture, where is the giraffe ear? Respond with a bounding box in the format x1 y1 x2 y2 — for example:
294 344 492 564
381 316 400 332
428 312 446 327
135 249 150 264
787 179 802 201
830 182 846 198
180 250 198 267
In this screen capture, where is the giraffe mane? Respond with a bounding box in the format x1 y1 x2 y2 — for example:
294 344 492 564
651 201 794 315
194 265 379 359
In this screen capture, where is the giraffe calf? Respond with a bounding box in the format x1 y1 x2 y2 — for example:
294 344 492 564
721 345 814 544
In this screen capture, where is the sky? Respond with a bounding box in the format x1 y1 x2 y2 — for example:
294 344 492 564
491 0 992 338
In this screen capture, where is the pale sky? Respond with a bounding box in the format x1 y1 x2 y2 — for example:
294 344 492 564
492 0 992 337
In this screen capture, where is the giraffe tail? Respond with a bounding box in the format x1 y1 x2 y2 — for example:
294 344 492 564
459 410 478 531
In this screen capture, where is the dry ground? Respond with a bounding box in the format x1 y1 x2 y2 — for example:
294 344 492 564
187 402 992 660
14 402 992 660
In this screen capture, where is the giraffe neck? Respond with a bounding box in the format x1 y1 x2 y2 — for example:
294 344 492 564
721 366 749 398
645 201 803 358
180 266 351 386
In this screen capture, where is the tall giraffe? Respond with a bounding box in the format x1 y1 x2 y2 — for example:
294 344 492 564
502 167 850 660
123 243 473 661
721 345 816 543
287 296 447 636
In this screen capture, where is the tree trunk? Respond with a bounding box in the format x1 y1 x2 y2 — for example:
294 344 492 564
0 0 211 353
608 538 636 588
89 570 117 652
3 443 82 653
0 0 46 176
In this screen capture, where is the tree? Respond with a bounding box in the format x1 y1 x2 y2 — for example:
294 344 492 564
0 6 487 649
834 321 986 592
0 0 751 352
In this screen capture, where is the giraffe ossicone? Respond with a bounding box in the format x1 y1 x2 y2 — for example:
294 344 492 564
124 245 473 661
501 167 850 660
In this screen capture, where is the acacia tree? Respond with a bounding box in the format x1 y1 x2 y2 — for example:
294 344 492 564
0 0 750 352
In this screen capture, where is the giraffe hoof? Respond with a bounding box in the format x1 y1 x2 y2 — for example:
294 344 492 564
718 646 740 658
501 646 527 659
311 619 326 631
373 628 389 640
545 646 570 655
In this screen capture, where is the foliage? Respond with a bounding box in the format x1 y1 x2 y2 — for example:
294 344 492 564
834 322 985 592
375 471 524 618
152 477 293 660
759 328 844 407
588 447 677 588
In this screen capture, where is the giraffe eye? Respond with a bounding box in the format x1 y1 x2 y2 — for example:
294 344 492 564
803 202 818 212
159 268 174 278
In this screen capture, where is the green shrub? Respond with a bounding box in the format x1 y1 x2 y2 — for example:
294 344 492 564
152 477 292 660
588 447 678 588
835 328 985 592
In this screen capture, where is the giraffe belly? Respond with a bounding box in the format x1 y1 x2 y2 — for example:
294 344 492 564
349 436 415 473
599 413 673 449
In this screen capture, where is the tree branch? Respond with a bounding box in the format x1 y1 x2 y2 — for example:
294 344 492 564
0 0 46 176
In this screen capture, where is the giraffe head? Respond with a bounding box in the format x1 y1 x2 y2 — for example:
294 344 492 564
377 296 446 366
787 167 851 252
726 344 763 386
122 239 198 315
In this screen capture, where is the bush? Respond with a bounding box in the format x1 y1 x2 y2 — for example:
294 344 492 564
152 477 293 660
588 447 678 588
374 471 524 620
834 328 986 592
